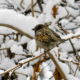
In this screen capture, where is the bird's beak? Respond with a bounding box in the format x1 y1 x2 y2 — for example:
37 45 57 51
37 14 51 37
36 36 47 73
32 28 36 31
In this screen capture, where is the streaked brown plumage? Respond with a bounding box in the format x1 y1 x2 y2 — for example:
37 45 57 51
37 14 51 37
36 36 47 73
32 24 65 51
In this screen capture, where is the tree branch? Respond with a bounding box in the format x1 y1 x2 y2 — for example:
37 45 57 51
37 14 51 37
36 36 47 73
5 0 13 5
20 0 25 9
31 0 34 17
0 53 44 76
47 51 68 80
0 24 33 39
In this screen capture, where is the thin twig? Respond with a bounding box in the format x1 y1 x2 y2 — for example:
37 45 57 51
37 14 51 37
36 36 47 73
0 42 27 50
0 33 17 35
68 48 80 53
58 50 74 73
57 24 78 56
22 2 38 15
69 39 78 55
26 2 37 11
37 0 43 12
68 3 79 10
56 6 69 24
0 53 44 76
15 53 32 57
67 54 76 61
74 66 78 76
47 51 68 80
57 24 70 34
0 65 20 76
67 63 74 73
5 0 13 5
63 6 69 18
20 0 25 9
0 24 33 39
24 10 41 15
57 34 80 46
58 57 80 68
14 71 28 76
31 0 34 17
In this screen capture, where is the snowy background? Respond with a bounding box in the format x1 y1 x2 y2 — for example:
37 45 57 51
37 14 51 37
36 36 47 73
0 0 80 80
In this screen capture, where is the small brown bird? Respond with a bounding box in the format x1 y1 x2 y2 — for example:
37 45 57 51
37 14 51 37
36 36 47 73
32 24 65 51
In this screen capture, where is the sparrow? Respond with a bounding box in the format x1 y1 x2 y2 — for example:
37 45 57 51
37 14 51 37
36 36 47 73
32 24 65 51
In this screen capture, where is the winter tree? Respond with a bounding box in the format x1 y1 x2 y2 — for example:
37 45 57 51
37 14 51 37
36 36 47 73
0 0 80 80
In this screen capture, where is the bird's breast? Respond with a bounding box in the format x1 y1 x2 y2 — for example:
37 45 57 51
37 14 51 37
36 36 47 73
36 40 57 50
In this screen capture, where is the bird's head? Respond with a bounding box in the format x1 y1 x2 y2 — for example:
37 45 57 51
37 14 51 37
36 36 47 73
32 24 47 31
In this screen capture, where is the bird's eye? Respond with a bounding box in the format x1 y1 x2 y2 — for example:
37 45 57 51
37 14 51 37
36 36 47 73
46 33 48 35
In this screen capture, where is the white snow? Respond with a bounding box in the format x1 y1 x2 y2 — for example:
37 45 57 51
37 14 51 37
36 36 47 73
27 39 36 53
20 36 30 43
58 6 68 18
66 6 79 17
0 9 39 37
16 66 33 76
59 61 69 75
61 32 80 39
0 27 17 34
0 0 80 80
43 0 61 13
64 22 78 30
59 19 69 26
17 74 27 80
11 44 26 54
40 62 53 78
0 58 15 70
67 75 79 80
0 40 18 49
78 52 80 56
0 70 4 74
19 57 32 64
66 0 74 6
37 13 45 24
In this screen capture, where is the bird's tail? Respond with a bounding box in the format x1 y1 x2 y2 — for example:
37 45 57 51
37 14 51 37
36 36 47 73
60 39 66 42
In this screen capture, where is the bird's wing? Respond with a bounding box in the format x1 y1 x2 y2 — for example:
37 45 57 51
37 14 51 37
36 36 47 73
35 28 56 42
47 28 60 38
46 28 62 41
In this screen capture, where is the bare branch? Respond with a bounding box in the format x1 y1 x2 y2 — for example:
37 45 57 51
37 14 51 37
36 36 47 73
0 33 17 36
47 51 68 80
15 53 32 57
0 24 33 39
20 0 25 9
57 24 70 34
63 6 69 18
0 42 27 50
0 53 44 76
57 34 80 46
14 71 28 76
31 0 34 17
74 66 78 76
58 57 80 68
37 0 43 12
5 0 13 5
